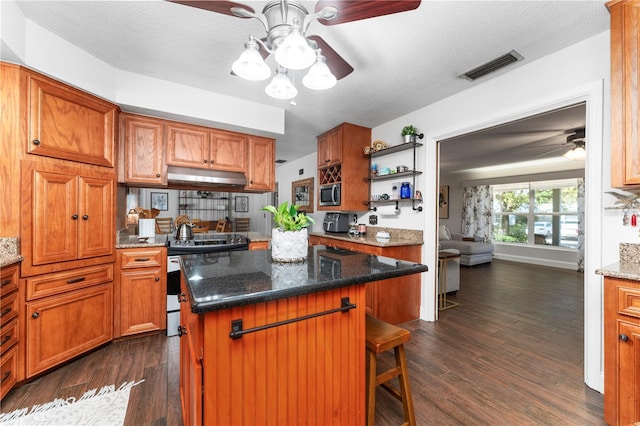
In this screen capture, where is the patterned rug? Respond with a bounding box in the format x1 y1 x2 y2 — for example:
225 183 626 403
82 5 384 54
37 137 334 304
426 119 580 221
0 380 144 426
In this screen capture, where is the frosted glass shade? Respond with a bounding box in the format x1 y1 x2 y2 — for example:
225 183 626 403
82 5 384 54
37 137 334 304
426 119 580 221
232 44 271 81
302 55 336 90
265 68 298 99
274 28 316 70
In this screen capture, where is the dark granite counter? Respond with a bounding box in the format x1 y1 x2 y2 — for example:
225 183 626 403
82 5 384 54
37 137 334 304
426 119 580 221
180 245 428 314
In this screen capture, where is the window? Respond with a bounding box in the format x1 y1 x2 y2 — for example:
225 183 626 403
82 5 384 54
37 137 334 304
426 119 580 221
492 179 579 248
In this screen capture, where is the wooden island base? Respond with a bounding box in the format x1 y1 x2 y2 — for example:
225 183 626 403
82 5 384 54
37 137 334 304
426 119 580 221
180 281 366 425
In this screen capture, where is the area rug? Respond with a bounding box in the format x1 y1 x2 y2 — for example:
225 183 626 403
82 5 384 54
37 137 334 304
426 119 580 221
0 380 144 426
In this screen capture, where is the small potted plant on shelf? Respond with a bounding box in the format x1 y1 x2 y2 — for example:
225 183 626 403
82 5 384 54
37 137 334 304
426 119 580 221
263 201 315 262
401 125 418 143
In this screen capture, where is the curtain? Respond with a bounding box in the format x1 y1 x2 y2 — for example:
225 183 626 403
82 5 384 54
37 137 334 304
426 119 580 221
461 185 493 241
576 178 585 272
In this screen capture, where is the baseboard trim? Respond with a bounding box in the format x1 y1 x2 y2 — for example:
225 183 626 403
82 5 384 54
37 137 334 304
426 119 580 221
493 253 577 271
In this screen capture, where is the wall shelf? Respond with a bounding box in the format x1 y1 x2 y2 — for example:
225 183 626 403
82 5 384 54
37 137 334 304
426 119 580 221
367 142 423 212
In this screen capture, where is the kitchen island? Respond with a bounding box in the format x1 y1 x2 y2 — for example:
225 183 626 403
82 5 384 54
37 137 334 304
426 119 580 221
178 245 428 426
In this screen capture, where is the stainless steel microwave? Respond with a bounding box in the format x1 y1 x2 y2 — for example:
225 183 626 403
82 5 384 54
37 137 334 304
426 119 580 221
319 183 341 206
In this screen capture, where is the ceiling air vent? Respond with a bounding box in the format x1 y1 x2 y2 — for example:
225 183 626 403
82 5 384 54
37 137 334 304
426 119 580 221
275 159 287 164
460 50 524 81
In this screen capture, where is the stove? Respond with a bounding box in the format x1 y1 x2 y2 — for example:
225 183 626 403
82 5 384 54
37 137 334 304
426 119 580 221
166 233 250 336
166 233 249 255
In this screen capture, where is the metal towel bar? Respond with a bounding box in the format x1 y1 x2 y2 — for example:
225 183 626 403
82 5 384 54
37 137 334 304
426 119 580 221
229 297 356 339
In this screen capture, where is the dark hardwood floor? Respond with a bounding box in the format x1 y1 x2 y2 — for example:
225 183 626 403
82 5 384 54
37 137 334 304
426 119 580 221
1 259 604 425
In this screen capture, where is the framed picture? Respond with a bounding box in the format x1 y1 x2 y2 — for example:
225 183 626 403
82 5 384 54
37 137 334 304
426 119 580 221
151 192 168 211
292 177 314 213
439 186 449 219
235 196 249 212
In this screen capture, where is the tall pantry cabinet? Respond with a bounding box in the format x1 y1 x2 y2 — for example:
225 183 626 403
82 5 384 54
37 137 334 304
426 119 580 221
0 63 118 383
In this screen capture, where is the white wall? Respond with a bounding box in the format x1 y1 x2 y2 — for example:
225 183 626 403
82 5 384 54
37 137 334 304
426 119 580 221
275 153 325 233
373 31 616 393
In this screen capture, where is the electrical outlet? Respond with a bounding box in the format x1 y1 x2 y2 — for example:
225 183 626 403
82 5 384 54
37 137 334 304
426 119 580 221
369 215 378 225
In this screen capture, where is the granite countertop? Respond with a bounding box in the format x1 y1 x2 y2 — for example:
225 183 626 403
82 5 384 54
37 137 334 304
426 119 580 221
0 237 23 268
596 242 640 281
180 245 428 314
115 234 168 249
310 227 423 248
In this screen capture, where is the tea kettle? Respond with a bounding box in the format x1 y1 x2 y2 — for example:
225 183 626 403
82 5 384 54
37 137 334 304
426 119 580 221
175 222 195 240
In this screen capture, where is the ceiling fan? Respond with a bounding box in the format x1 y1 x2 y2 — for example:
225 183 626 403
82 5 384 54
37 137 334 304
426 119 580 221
532 128 586 159
168 1 421 84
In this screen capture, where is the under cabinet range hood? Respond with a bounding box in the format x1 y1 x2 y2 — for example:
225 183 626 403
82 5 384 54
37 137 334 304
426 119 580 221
167 166 247 187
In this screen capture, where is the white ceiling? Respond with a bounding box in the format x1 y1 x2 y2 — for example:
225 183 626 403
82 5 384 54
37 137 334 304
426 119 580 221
14 1 609 169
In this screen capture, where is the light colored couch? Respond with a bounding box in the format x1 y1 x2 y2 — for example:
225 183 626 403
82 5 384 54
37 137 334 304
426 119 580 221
438 226 494 266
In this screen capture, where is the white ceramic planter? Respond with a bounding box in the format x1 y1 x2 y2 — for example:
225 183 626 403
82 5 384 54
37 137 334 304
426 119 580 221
270 228 308 262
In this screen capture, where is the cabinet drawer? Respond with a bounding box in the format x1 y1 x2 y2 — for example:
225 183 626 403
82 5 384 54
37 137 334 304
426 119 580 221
0 291 18 328
119 248 165 269
618 286 640 319
0 345 18 400
26 264 114 301
0 319 18 356
0 264 19 298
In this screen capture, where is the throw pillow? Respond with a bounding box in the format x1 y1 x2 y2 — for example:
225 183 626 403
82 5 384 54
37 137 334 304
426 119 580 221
439 225 451 240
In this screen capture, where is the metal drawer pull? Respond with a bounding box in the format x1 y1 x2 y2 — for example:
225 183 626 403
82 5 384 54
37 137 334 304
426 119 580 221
66 277 86 284
229 297 356 340
0 279 12 287
620 334 629 342
135 258 150 262
0 371 10 384
0 308 11 317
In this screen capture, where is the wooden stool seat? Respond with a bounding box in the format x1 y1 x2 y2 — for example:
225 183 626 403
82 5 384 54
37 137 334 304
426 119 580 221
366 315 416 426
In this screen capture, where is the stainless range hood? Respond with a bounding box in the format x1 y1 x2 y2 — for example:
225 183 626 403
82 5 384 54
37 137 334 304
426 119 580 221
167 166 247 187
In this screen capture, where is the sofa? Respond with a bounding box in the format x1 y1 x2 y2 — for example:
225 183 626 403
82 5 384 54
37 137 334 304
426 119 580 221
438 225 494 266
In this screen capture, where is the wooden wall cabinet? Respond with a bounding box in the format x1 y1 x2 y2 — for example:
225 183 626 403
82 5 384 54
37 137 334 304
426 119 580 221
604 276 640 425
26 71 117 168
120 114 166 185
317 123 371 212
308 235 422 325
0 263 20 399
115 247 167 337
24 266 113 378
245 136 275 192
21 160 115 277
167 123 247 173
610 0 640 188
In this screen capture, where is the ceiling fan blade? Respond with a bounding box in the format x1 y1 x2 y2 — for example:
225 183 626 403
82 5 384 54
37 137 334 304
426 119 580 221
315 1 421 25
307 35 354 80
167 1 254 17
534 147 566 158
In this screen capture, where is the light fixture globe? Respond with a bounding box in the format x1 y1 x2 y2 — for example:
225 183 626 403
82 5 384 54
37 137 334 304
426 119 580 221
265 68 298 99
303 54 336 90
232 39 271 81
274 27 316 70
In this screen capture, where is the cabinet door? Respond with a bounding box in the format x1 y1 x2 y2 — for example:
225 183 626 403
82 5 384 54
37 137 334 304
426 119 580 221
166 123 210 169
78 175 114 259
617 321 640 425
25 283 113 377
210 131 247 172
246 136 275 191
611 1 640 187
317 128 342 167
123 115 166 184
30 168 79 266
27 73 116 167
119 268 166 336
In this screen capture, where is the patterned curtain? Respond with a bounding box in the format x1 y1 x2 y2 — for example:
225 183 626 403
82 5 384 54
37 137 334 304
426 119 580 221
576 178 585 272
461 185 493 241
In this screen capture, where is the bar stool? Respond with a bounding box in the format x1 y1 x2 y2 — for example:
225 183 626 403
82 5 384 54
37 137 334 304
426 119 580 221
365 314 416 426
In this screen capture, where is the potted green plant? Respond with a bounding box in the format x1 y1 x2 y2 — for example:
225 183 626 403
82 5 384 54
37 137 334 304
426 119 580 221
401 125 418 143
263 201 315 262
